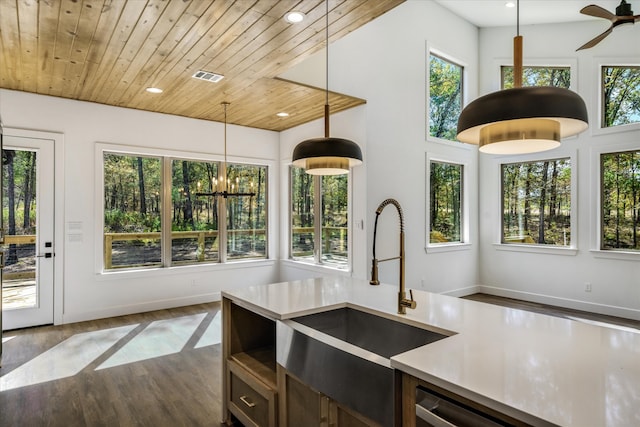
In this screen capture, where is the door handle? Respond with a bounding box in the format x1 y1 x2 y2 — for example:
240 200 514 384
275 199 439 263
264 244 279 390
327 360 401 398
36 252 53 258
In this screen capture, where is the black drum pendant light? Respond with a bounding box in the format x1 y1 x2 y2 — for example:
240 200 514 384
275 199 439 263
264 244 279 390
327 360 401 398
456 0 588 154
291 0 363 175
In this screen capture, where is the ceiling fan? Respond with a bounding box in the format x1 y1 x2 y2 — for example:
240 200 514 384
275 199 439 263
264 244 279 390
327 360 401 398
577 0 640 50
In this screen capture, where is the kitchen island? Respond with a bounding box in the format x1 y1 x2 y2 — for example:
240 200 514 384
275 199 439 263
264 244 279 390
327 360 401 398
221 276 640 426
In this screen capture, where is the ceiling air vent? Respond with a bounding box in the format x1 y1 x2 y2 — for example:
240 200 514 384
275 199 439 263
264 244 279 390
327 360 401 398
192 70 224 83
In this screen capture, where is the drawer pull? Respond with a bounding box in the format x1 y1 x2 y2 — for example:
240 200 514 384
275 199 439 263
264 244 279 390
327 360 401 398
240 395 256 408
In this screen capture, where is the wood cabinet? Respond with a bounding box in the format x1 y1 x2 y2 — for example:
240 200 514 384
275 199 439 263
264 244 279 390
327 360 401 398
222 297 383 427
277 366 381 427
223 298 277 426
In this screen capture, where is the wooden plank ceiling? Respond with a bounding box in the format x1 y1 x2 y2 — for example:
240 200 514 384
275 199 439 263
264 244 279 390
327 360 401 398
0 0 404 131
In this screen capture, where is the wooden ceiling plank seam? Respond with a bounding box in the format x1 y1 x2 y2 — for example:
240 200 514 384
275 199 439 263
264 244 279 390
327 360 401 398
49 0 86 97
66 0 109 97
17 0 40 93
144 1 260 112
224 0 329 81
250 0 374 78
63 0 107 97
100 0 174 106
84 0 151 102
226 1 339 82
35 0 63 94
102 0 191 106
75 0 129 99
0 0 21 88
148 1 267 112
132 0 234 101
118 0 215 109
194 0 284 80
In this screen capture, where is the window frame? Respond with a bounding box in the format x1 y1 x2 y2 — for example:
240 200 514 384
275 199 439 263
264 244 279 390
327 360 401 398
95 142 274 275
425 152 471 253
590 140 640 261
491 58 578 92
499 65 571 90
493 147 579 256
288 165 352 271
594 61 640 135
426 45 470 148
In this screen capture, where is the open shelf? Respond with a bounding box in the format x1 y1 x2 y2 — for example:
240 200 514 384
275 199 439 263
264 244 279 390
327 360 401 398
230 345 277 389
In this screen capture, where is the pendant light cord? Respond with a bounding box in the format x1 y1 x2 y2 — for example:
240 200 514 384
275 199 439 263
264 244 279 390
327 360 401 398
326 0 329 106
324 0 330 137
517 0 520 36
222 101 229 190
513 0 523 88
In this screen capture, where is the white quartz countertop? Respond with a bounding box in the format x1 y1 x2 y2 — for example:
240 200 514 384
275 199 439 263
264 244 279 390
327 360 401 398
222 277 640 427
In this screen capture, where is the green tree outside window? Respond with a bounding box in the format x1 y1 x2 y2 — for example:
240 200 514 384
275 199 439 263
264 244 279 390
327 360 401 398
602 66 640 128
601 150 640 251
429 161 462 243
429 54 463 141
502 159 571 246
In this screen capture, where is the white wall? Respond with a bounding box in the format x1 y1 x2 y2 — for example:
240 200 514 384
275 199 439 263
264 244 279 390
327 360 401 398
280 1 480 295
0 89 281 323
478 21 640 319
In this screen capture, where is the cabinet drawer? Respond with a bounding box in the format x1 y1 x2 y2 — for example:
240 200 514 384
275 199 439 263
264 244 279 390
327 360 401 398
227 359 277 427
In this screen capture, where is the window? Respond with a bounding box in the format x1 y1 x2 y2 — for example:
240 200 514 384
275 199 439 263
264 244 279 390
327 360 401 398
290 166 349 269
429 161 463 243
602 66 640 128
429 54 463 141
225 163 268 260
502 158 571 246
103 151 268 271
601 150 640 251
501 66 571 89
171 159 219 265
104 153 162 269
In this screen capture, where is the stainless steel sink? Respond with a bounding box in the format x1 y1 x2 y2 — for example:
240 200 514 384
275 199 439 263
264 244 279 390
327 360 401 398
276 306 449 427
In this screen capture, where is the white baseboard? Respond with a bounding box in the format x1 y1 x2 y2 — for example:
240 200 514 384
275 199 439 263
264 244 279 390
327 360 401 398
439 285 481 297
61 292 222 324
478 286 640 321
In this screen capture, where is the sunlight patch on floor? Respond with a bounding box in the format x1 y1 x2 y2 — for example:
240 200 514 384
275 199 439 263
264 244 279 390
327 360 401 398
195 311 222 348
2 336 16 344
96 313 207 370
0 324 137 391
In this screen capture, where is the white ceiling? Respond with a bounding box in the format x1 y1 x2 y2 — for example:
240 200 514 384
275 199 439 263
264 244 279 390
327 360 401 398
434 0 638 27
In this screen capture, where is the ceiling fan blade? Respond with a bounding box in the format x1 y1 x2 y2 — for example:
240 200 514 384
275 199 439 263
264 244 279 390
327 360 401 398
580 4 616 20
576 26 614 50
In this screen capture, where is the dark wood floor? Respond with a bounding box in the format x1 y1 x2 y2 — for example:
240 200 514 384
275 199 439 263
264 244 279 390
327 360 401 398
463 293 640 330
0 302 223 427
2 294 638 427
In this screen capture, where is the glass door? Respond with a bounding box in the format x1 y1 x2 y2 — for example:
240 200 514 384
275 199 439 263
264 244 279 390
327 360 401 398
1 136 54 330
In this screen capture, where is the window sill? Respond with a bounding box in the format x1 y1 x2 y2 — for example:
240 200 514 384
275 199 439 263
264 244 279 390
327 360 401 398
425 243 472 253
281 259 351 275
493 243 578 256
590 249 640 262
97 259 276 281
426 135 474 151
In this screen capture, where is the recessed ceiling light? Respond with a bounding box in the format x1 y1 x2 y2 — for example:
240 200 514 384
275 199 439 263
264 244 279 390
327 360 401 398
276 112 290 117
192 70 224 83
285 11 305 23
146 87 163 94
505 1 516 8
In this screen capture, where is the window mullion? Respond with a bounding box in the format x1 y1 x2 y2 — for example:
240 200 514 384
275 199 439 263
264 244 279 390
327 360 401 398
219 161 228 263
314 175 322 264
162 157 173 267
